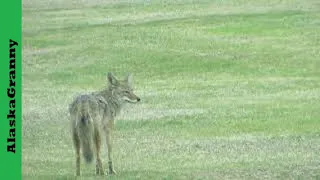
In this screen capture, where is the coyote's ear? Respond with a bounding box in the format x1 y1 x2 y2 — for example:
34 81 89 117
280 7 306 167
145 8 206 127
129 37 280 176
126 73 133 87
107 72 119 86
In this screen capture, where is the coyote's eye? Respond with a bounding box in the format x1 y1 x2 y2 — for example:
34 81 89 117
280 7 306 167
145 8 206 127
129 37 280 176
124 91 130 94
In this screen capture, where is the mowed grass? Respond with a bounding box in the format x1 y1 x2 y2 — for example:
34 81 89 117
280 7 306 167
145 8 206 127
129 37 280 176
23 0 320 179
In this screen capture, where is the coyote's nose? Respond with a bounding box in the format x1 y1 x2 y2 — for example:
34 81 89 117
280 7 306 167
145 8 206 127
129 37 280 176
137 97 141 102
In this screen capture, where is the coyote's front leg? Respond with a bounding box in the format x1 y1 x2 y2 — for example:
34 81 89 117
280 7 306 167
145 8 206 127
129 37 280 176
105 120 117 175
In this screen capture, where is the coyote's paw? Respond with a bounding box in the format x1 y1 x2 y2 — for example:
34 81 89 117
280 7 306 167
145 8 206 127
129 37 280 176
108 169 117 175
108 161 117 175
96 169 105 176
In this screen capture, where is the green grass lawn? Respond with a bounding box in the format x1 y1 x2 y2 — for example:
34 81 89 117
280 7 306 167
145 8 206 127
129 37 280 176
23 0 320 179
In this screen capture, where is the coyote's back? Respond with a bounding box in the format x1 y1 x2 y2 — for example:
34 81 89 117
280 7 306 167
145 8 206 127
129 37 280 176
69 72 140 176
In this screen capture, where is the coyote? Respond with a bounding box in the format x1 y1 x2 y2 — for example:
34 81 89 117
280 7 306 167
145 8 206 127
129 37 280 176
69 72 140 176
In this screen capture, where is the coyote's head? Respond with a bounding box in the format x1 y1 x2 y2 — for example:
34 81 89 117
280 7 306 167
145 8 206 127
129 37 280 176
107 72 141 103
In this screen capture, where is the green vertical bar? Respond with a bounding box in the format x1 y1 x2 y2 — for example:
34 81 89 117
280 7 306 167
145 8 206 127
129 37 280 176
0 0 22 179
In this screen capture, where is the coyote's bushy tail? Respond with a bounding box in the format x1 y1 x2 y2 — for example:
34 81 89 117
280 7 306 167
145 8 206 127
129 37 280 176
77 114 94 163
